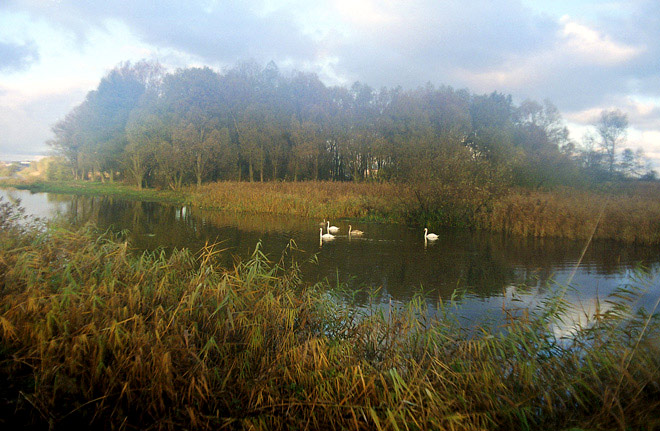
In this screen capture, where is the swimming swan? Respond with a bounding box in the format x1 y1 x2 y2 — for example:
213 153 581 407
348 225 364 236
327 220 340 234
424 228 439 241
320 227 335 241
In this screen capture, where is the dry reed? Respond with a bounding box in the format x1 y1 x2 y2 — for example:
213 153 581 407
8 179 660 243
1 198 659 430
189 180 405 221
482 186 660 244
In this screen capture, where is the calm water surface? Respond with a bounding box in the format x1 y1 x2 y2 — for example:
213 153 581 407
3 188 659 327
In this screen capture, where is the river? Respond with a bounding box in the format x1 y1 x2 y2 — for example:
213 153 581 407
2 187 659 330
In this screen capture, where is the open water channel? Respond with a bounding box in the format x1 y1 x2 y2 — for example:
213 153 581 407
2 187 659 331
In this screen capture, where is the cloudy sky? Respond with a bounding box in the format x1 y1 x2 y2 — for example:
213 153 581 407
1 0 659 164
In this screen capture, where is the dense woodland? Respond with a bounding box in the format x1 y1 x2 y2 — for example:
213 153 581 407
48 60 655 190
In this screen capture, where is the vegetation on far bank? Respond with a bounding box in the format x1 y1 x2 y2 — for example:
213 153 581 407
3 178 187 205
48 60 654 191
5 177 660 245
1 198 659 430
8 59 657 244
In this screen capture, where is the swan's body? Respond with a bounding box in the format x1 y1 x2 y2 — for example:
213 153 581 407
424 228 439 241
320 227 335 241
327 220 340 234
348 225 364 236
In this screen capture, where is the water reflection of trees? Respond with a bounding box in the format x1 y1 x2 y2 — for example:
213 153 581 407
59 195 660 305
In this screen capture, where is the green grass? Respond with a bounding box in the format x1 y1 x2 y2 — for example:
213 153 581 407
2 179 188 205
1 198 659 430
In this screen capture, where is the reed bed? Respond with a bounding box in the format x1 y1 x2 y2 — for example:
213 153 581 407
1 199 660 430
482 186 660 244
6 179 660 243
189 181 405 221
192 181 660 244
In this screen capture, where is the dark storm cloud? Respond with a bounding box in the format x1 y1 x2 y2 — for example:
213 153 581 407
0 40 39 72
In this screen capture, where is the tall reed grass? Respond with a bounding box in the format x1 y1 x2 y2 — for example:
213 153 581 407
1 198 659 430
6 179 660 243
482 186 660 244
192 181 660 244
190 180 404 221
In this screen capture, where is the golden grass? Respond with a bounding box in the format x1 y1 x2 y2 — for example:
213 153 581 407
188 180 405 221
482 186 660 244
1 202 660 430
191 181 660 244
5 179 660 243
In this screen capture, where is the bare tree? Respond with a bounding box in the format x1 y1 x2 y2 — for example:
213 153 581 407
596 109 628 174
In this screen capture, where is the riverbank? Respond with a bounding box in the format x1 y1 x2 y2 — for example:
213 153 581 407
1 201 659 430
2 179 188 205
4 179 660 244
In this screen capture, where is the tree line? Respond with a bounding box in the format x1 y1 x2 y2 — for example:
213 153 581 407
48 60 655 190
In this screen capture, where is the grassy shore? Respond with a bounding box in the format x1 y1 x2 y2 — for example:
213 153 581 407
1 199 659 430
4 178 660 244
2 179 188 205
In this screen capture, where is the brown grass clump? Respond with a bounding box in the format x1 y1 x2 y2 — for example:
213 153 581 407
482 186 660 244
191 181 660 244
8 179 660 243
188 180 406 221
1 198 660 430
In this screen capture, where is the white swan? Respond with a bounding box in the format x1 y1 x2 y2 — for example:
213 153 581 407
319 218 326 227
320 227 335 241
348 225 364 236
424 228 439 241
326 220 339 234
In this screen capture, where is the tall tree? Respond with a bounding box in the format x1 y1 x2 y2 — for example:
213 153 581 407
619 147 649 179
48 60 163 181
159 67 226 187
512 100 579 187
596 109 628 175
125 111 163 189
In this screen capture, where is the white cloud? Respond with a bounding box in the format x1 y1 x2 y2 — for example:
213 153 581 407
331 0 398 26
564 100 660 169
0 9 201 154
565 95 660 131
559 16 643 65
629 130 660 164
565 108 603 125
